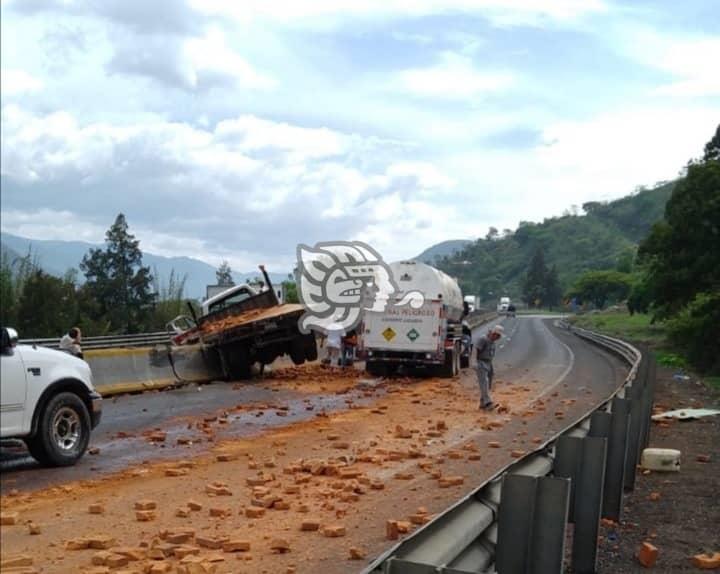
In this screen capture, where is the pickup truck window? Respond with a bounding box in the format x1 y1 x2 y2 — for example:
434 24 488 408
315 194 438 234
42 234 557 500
209 291 251 314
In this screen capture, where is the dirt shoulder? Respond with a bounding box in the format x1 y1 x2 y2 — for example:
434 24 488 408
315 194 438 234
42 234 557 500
596 364 720 573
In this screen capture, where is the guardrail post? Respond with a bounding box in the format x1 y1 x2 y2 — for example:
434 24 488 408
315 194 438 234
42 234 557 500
623 383 644 491
601 398 631 521
496 475 570 574
555 436 608 574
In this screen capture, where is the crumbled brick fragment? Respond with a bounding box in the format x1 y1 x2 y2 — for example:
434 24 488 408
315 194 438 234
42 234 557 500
349 547 366 560
223 540 251 552
691 552 720 569
488 441 501 448
87 534 116 549
1 511 19 525
245 507 265 518
88 503 105 514
134 500 157 510
1 554 33 568
187 500 203 511
638 542 658 568
135 510 156 522
386 520 399 540
649 492 661 501
697 454 711 463
323 525 346 538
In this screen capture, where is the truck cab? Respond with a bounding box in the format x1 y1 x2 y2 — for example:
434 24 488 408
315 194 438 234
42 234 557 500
201 284 260 317
0 327 102 466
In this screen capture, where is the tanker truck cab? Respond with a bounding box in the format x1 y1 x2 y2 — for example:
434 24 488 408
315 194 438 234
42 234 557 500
0 326 102 466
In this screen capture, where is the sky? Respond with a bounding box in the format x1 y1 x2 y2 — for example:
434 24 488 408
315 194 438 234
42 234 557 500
1 0 719 272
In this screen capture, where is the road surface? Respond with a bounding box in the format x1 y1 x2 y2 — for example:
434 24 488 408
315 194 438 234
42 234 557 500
0 316 628 574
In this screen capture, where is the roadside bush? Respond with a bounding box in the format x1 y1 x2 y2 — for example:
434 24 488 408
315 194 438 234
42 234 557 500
665 291 720 374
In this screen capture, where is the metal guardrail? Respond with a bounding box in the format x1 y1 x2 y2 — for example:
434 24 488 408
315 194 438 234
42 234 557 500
365 321 651 574
20 331 172 350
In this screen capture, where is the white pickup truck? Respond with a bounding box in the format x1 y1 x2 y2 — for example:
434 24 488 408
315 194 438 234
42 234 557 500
0 327 102 466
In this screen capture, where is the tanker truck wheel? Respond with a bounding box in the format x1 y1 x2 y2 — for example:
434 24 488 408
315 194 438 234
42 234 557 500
437 348 459 378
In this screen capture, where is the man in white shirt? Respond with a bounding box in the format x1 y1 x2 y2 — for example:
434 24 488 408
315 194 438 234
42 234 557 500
325 320 345 366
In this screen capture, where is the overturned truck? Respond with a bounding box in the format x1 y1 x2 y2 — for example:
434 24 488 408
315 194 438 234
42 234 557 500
168 266 317 379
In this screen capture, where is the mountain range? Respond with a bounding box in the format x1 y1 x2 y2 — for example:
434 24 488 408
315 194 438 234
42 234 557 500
0 232 289 299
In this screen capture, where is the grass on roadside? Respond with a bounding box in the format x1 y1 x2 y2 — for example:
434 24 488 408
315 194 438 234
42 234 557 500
570 311 666 345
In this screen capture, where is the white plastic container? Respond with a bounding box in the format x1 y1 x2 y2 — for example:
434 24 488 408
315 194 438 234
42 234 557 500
641 448 681 472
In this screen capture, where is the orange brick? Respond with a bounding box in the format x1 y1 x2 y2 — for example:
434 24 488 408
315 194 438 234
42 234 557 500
488 441 501 448
300 520 320 531
88 503 105 514
638 542 658 568
223 540 251 553
187 500 203 511
697 454 711 463
691 552 720 569
649 492 661 501
134 500 157 511
270 538 291 554
510 450 526 458
135 510 156 522
245 507 265 518
349 547 366 560
323 525 346 537
386 520 399 540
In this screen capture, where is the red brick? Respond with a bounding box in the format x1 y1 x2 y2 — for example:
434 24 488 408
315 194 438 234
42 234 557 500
196 535 229 550
691 552 720 569
697 454 711 463
649 492 661 501
245 507 265 518
349 547 366 560
209 507 231 518
510 450 526 458
638 542 658 568
323 525 346 537
488 441 501 448
135 510 156 522
1 511 20 526
88 503 105 514
87 534 116 549
386 520 399 540
134 500 157 510
205 483 232 496
394 472 414 480
187 500 203 511
270 538 291 553
1 554 33 568
301 520 320 531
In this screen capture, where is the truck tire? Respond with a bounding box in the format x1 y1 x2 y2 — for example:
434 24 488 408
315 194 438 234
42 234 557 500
303 334 318 361
366 361 387 377
289 338 306 365
26 392 91 467
437 348 458 378
227 345 252 380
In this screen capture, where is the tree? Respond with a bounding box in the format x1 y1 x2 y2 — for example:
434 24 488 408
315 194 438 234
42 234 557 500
486 227 499 241
567 270 632 309
80 214 155 333
543 265 562 309
282 280 298 304
522 247 547 307
150 267 189 329
16 270 78 338
704 124 720 161
216 260 234 286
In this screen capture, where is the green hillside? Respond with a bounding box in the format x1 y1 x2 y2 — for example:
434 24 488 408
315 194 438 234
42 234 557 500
433 181 675 303
415 239 472 264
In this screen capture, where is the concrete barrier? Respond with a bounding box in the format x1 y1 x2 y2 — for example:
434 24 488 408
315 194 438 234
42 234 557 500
86 344 222 396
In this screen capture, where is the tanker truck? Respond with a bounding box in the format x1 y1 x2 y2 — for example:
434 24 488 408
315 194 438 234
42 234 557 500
358 261 469 378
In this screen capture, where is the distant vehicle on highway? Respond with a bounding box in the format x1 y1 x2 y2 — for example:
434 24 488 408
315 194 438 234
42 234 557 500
497 296 511 313
0 327 102 466
463 294 480 313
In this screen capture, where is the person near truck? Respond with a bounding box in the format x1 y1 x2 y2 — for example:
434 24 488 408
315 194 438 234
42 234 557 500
59 327 84 359
475 325 504 410
324 318 345 366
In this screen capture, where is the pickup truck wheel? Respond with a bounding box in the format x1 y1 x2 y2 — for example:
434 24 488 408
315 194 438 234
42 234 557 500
227 347 252 380
27 392 90 467
303 334 318 361
289 338 306 365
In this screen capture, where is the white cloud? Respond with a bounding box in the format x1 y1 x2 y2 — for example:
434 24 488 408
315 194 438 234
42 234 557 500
183 28 276 91
192 0 607 29
0 68 44 95
398 52 514 100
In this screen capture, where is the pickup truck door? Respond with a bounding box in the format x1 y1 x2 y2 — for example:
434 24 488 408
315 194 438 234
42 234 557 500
0 346 28 436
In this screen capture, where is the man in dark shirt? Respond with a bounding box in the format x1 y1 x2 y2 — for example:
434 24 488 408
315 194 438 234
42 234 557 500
476 325 504 409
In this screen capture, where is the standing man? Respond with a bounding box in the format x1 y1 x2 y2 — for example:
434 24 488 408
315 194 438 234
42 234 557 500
475 325 504 410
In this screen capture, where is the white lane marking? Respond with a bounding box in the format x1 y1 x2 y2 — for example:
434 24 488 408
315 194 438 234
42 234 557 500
528 319 575 402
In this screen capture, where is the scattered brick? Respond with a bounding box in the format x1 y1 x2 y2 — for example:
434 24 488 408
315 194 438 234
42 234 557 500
394 472 414 480
163 529 195 544
1 511 19 525
187 500 203 511
176 507 190 518
649 492 661 501
386 520 399 540
91 550 114 565
323 525 346 538
1 554 33 568
209 507 231 518
270 539 291 554
164 467 188 477
196 535 229 550
173 545 200 559
301 520 320 531
65 537 91 550
245 507 265 519
438 476 464 488
396 521 412 533
135 510 156 522
88 503 105 514
273 500 291 510
488 441 501 448
223 540 251 553
697 454 711 463
205 483 233 496
147 431 167 443
349 547 366 560
284 485 301 495
27 522 41 535
691 552 720 569
638 542 658 568
106 553 129 568
87 534 116 549
370 480 385 490
510 450 526 458
215 453 238 462
134 500 157 510
112 547 146 561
